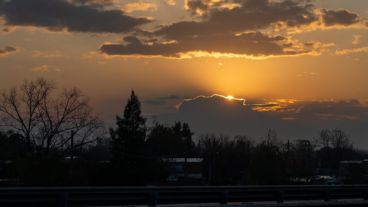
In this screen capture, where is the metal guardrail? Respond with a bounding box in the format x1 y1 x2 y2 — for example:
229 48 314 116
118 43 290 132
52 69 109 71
0 185 368 207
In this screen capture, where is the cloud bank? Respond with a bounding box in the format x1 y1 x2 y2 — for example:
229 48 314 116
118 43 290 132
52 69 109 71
0 0 364 57
0 0 150 33
100 0 365 58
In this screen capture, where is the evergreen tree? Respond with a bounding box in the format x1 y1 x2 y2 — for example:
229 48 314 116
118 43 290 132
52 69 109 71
182 122 194 154
111 91 146 162
110 91 149 184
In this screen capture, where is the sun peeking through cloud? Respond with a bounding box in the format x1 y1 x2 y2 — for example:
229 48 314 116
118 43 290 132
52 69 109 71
176 94 247 109
175 94 301 114
225 95 235 101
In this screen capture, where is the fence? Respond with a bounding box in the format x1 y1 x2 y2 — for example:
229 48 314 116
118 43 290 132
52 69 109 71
0 185 368 207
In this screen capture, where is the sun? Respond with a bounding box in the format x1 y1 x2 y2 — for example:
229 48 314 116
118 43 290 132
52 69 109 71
225 95 235 101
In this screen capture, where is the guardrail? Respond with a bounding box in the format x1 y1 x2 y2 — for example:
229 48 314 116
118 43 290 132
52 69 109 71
0 185 368 207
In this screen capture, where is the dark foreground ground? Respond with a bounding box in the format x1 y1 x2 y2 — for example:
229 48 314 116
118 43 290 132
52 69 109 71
152 200 368 207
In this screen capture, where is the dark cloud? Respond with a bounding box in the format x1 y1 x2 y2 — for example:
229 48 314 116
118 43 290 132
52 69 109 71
144 95 181 105
144 99 167 105
0 0 150 33
158 0 317 39
321 9 360 26
99 0 330 57
99 0 364 57
0 45 16 56
100 32 306 57
159 95 180 100
185 0 209 15
156 95 368 147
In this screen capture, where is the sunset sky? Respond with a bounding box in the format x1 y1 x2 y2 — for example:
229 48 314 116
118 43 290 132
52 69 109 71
1 0 368 146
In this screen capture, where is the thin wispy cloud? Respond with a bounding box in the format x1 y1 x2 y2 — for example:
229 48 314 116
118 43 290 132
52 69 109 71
123 2 158 13
31 64 61 73
31 50 64 58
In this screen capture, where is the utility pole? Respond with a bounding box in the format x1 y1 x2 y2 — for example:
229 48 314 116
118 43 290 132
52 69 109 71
70 130 75 161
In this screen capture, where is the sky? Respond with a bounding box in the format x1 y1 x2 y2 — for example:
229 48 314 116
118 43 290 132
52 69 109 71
1 0 368 146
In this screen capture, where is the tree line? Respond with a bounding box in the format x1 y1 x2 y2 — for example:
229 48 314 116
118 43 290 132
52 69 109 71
0 78 365 186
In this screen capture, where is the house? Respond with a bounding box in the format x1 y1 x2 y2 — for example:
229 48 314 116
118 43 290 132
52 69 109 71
338 160 367 184
162 157 204 184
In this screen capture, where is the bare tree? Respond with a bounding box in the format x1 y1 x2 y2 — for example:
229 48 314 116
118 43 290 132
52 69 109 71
0 78 102 153
330 129 352 149
317 128 352 150
319 129 331 148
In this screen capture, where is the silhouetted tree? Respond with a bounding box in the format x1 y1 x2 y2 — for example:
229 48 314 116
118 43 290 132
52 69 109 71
197 134 223 184
110 91 166 185
146 122 195 157
110 91 146 163
181 122 195 155
0 78 101 154
146 123 178 157
286 140 315 183
250 130 286 184
233 135 254 184
0 130 29 160
316 128 359 170
198 134 254 185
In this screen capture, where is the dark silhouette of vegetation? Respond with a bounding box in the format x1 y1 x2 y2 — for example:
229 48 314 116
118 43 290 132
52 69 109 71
146 122 194 157
316 129 358 169
0 131 30 160
198 135 253 185
0 79 103 185
0 78 102 154
111 91 146 164
197 129 363 185
0 79 366 186
109 91 166 185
